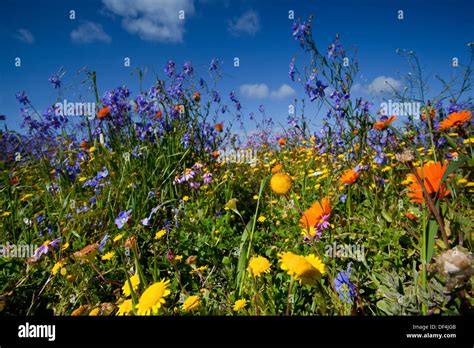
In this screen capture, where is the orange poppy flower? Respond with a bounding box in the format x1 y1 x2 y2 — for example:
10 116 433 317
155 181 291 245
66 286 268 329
175 105 184 114
193 92 200 101
271 164 283 174
79 140 88 149
421 108 436 121
212 151 220 158
339 168 360 185
405 212 417 221
300 197 331 231
438 110 471 131
214 123 224 132
406 162 450 204
278 138 287 146
155 111 162 119
97 106 110 120
374 115 397 130
10 176 20 186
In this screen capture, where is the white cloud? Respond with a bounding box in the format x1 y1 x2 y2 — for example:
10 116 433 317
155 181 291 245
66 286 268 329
240 83 269 99
228 9 260 36
367 76 402 94
71 21 112 44
240 83 296 99
199 0 230 6
102 0 195 42
14 29 34 44
351 76 402 95
270 84 296 99
350 82 365 94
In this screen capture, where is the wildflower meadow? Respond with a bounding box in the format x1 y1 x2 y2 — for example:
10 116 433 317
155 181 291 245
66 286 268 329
1 8 473 318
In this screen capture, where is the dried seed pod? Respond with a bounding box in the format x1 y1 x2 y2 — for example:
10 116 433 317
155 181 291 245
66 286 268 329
124 236 137 249
71 305 89 316
100 302 115 316
435 247 473 290
186 255 197 265
395 150 414 163
73 243 99 263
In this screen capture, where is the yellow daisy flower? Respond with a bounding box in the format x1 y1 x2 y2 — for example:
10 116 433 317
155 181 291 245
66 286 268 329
122 274 140 297
51 260 66 275
155 229 167 240
101 251 115 261
136 280 171 315
233 299 247 312
88 308 100 316
270 172 292 195
182 295 200 312
248 256 271 277
304 254 325 275
278 252 325 285
20 193 33 202
117 299 134 316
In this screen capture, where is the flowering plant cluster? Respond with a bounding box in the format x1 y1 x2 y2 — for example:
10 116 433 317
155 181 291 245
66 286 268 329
0 15 473 317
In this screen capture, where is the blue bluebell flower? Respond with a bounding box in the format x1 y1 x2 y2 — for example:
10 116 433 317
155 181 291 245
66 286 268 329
289 62 295 81
292 20 310 48
99 234 109 253
164 60 176 77
334 263 356 303
183 61 193 76
212 91 221 103
115 209 132 229
16 91 29 105
49 74 61 89
209 58 219 72
229 91 241 111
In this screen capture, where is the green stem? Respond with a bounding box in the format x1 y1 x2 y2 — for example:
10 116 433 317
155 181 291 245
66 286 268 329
285 277 295 316
421 205 427 315
346 185 352 224
252 277 260 316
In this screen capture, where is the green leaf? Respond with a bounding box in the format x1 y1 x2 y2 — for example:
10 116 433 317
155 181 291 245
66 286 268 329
235 218 253 292
468 155 474 167
235 177 267 296
376 299 394 315
425 219 438 263
441 154 469 183
381 210 393 223
442 134 458 149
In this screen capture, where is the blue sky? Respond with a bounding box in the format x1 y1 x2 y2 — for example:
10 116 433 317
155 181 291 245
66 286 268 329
1 0 473 133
